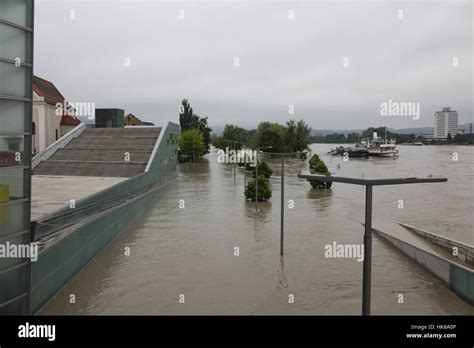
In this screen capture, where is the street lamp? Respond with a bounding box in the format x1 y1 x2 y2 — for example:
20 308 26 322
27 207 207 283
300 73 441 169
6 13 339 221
221 139 245 183
254 146 272 211
297 172 447 315
266 152 300 255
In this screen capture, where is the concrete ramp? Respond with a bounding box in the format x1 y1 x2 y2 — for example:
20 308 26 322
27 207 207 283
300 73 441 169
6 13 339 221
32 127 161 177
31 175 127 221
372 222 474 305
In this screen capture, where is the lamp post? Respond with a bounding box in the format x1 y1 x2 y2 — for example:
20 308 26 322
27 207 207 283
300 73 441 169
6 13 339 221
297 172 447 315
264 151 299 255
221 139 244 183
233 141 236 182
254 146 272 211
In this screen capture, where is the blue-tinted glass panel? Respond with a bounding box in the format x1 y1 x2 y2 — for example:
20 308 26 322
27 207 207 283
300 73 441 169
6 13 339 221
0 26 32 64
0 293 27 315
0 99 31 133
0 0 33 28
0 167 29 200
0 231 30 271
0 200 30 239
0 61 31 98
0 263 28 304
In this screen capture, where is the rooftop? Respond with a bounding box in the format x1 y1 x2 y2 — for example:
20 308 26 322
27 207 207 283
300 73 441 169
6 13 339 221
33 75 65 106
61 114 81 126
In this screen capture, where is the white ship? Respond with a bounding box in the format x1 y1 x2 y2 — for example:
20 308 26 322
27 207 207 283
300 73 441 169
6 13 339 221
363 132 399 157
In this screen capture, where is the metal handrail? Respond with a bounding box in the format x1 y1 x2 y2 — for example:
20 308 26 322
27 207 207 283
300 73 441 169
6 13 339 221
297 171 447 316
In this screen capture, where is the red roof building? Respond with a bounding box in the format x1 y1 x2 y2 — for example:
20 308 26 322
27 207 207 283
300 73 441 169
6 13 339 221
33 75 81 127
32 75 82 154
60 115 81 126
33 75 66 106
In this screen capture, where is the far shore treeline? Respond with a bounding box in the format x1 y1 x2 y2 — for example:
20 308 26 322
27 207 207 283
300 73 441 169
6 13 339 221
212 124 473 149
178 100 472 163
309 127 473 145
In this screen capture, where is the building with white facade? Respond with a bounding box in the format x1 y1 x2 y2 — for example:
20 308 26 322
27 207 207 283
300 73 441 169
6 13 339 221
433 107 458 139
32 76 81 154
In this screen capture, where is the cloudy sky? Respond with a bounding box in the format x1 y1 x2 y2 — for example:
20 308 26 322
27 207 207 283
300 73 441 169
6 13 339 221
35 0 472 130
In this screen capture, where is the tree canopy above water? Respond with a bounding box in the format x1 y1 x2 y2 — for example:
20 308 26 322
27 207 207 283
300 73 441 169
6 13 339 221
178 129 206 162
179 99 212 154
211 119 311 154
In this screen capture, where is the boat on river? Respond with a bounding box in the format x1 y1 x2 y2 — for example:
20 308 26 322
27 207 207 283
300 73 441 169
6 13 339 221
364 132 398 157
328 132 399 158
348 146 369 158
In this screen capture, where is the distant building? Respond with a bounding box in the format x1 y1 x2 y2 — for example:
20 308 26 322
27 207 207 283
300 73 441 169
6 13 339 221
124 113 155 126
95 108 125 128
33 75 81 154
433 107 458 139
125 113 143 126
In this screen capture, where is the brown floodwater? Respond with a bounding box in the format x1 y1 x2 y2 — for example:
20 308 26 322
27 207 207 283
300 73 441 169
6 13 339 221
40 144 473 315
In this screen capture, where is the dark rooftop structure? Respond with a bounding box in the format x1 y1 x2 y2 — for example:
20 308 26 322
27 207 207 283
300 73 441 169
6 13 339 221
95 108 125 128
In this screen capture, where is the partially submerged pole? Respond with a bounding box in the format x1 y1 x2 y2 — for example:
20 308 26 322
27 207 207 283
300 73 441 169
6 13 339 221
233 142 236 183
280 155 285 255
296 172 447 315
362 185 373 315
255 152 259 211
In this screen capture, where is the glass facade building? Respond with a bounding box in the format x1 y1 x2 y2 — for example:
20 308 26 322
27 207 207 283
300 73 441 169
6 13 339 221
0 0 34 314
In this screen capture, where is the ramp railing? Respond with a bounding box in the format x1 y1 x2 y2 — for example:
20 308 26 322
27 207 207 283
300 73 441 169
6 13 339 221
297 172 447 315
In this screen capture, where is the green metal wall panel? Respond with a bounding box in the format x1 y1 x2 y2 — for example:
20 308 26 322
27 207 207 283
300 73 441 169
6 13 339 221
449 265 474 306
30 174 174 313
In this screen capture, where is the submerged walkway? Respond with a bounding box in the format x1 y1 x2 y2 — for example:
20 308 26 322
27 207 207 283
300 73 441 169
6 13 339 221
38 146 474 315
373 222 472 268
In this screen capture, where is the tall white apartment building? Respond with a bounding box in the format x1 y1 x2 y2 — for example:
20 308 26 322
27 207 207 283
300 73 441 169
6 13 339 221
434 107 458 139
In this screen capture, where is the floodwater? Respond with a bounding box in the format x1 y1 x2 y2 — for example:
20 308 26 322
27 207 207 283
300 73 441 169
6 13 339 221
40 144 474 315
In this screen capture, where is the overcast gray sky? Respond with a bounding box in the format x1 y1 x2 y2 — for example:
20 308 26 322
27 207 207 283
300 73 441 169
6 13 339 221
35 0 473 130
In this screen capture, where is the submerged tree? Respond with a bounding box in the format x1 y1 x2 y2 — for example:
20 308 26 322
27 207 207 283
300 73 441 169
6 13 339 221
179 99 196 131
255 122 286 153
285 119 311 153
255 119 311 153
179 99 212 153
307 154 332 189
245 176 272 201
197 116 212 153
251 161 273 179
179 129 206 162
